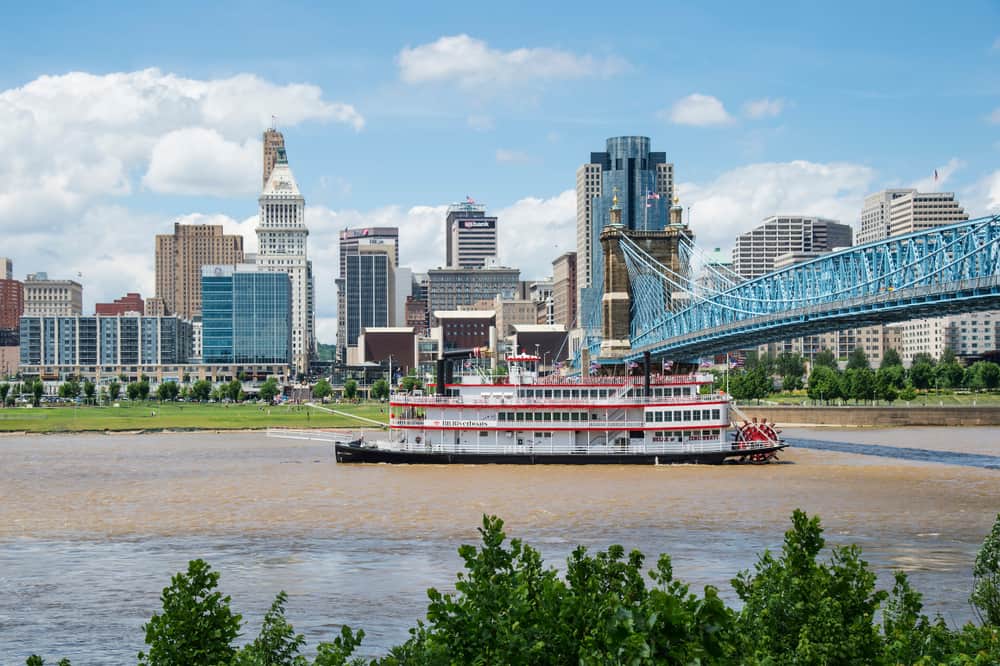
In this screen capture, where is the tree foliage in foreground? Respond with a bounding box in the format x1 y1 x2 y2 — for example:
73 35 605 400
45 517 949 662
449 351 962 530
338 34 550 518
26 512 1000 665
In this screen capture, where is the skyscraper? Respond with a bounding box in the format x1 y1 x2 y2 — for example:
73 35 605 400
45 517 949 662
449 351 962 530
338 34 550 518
22 273 83 317
732 216 852 280
856 189 914 245
0 257 11 281
344 241 395 355
551 251 577 328
446 201 498 268
256 147 314 373
201 264 291 365
336 227 399 363
857 189 969 245
155 223 244 319
262 128 285 189
577 137 675 328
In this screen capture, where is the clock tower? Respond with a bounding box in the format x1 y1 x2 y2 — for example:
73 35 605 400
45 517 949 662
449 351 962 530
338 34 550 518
256 147 315 374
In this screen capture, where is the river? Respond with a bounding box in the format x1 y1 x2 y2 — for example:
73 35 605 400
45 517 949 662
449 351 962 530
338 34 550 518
1 427 998 662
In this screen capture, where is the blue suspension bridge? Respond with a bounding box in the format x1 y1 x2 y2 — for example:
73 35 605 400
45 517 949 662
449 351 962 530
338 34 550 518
580 214 1000 364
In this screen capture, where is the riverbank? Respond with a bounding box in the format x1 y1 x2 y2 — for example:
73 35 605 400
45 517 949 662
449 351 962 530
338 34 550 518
0 402 388 434
739 405 1000 427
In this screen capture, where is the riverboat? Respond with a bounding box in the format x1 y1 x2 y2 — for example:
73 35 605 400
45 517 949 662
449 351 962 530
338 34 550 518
333 355 786 465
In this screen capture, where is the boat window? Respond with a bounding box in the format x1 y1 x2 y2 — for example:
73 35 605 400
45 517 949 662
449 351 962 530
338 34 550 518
712 409 720 420
645 412 653 422
662 411 671 422
498 412 506 421
479 431 488 437
516 413 525 422
543 412 551 421
654 411 663 422
683 410 691 420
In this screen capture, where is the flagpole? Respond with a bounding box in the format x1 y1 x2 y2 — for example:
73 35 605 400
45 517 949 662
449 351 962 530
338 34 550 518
725 352 730 394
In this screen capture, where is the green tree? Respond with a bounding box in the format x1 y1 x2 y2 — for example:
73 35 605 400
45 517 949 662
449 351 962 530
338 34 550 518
190 379 212 402
967 361 1000 392
259 378 280 402
0 382 9 408
875 368 900 403
312 378 333 400
82 380 96 405
899 384 918 402
781 374 803 391
935 359 965 390
807 365 841 403
232 591 307 666
845 366 876 404
371 378 390 401
137 379 151 401
909 359 935 390
223 379 241 401
972 513 1000 626
732 509 887 664
744 350 775 375
58 380 80 399
25 657 71 665
846 346 870 370
400 373 423 393
127 382 141 401
156 381 179 402
880 347 903 369
137 559 241 666
32 380 44 407
813 348 838 370
342 379 357 400
775 352 805 379
108 380 121 402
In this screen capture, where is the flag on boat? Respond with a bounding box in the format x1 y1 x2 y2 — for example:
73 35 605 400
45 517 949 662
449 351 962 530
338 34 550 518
628 361 639 369
699 359 713 368
662 359 674 371
730 356 745 368
933 169 939 182
466 195 476 204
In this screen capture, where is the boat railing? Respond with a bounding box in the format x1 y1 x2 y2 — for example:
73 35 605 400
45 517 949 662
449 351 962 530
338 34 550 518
375 437 781 456
389 418 690 429
390 394 726 406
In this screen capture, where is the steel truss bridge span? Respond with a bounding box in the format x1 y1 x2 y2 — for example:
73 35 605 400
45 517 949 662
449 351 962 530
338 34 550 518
620 215 1000 361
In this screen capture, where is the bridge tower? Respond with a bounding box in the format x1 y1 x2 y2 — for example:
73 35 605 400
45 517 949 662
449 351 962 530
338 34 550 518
599 194 694 357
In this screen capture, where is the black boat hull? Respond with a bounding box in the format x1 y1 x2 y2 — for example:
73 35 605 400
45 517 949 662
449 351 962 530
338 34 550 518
334 441 786 465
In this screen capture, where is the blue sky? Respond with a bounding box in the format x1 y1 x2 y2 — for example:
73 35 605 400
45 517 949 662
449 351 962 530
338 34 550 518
2 0 998 342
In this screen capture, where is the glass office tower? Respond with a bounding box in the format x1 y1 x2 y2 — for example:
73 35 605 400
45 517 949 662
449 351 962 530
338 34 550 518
201 265 291 365
578 136 676 334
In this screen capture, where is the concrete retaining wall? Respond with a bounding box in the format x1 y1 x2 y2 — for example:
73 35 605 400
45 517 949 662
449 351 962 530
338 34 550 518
736 405 1000 427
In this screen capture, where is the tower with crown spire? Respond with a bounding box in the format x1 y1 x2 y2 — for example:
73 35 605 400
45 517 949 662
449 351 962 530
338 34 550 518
256 146 315 373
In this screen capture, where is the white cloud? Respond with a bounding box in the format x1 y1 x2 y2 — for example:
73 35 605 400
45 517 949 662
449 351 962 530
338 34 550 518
0 67 362 215
909 157 964 191
466 114 494 131
989 107 1000 124
664 94 733 127
495 190 576 278
143 128 261 196
397 34 626 88
962 170 1000 216
743 97 785 119
495 148 532 164
678 160 877 251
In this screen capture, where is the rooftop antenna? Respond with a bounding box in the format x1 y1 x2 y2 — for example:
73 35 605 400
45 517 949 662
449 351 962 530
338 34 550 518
270 114 277 130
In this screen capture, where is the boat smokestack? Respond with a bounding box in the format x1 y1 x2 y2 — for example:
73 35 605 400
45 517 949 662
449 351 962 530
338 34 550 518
436 359 446 396
643 351 651 397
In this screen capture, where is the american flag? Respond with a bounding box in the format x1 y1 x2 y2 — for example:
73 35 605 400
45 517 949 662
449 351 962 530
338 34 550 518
699 359 713 369
628 361 639 369
466 195 476 204
647 192 660 200
730 357 745 368
662 359 674 372
933 169 939 182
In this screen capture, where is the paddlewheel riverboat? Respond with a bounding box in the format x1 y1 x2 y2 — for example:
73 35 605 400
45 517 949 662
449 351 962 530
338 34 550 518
333 355 786 465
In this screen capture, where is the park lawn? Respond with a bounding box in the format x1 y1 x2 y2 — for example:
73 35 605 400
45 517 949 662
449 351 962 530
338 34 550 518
0 402 389 434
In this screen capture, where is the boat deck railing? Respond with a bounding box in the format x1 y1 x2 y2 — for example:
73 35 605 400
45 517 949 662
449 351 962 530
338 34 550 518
391 394 726 406
362 438 782 456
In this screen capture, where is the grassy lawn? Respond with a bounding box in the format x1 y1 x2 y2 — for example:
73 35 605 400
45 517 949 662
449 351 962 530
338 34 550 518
0 401 389 433
758 392 1000 407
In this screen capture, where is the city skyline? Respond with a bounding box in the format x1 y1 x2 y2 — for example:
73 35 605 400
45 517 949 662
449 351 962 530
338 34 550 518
2 1 999 343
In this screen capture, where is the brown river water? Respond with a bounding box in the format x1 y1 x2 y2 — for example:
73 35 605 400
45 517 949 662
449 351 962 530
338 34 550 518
1 427 999 662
